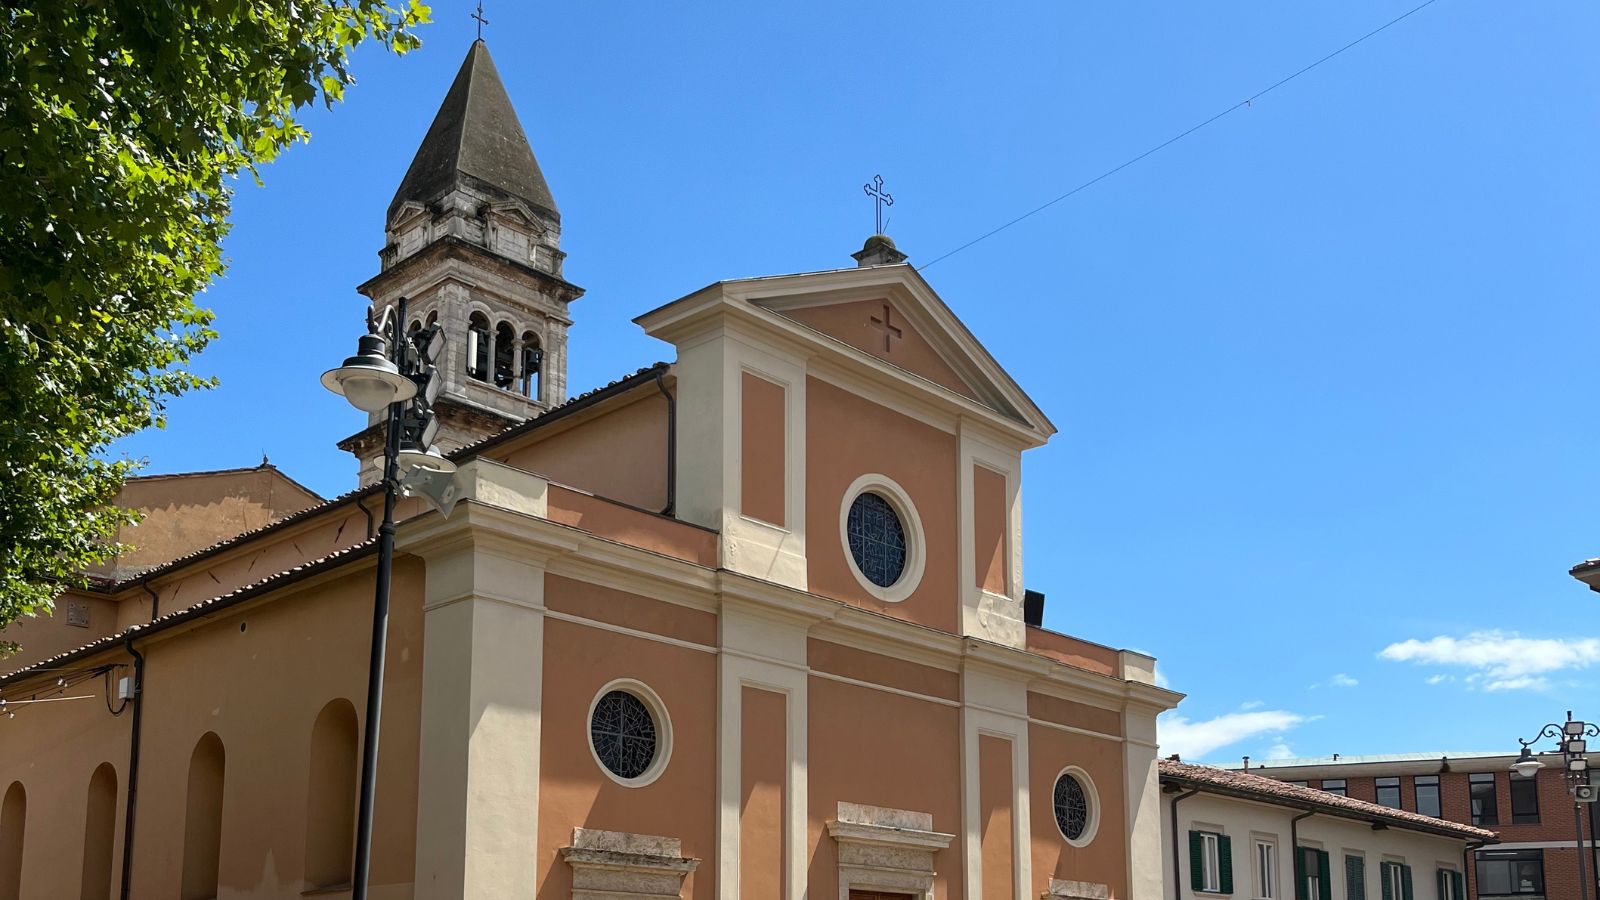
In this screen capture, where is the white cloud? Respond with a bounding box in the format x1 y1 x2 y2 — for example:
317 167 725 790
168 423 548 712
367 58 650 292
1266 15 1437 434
1267 741 1295 760
1380 631 1600 691
1425 674 1454 685
1328 673 1359 688
1160 709 1306 761
1240 700 1265 711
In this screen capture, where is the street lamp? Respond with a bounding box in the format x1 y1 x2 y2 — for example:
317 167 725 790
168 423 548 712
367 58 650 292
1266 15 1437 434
1512 711 1600 900
323 297 453 900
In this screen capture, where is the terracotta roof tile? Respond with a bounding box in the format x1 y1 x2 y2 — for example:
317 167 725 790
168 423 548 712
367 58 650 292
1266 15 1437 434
1159 759 1496 842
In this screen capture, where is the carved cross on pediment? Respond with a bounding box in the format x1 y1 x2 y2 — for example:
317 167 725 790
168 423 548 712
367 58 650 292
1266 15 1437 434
868 304 902 354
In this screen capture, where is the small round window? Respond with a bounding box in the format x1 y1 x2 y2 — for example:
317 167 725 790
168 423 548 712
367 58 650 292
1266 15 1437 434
846 492 907 587
590 689 658 780
1054 771 1091 843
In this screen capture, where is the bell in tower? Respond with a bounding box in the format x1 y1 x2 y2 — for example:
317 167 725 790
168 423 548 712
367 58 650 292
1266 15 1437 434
339 39 584 486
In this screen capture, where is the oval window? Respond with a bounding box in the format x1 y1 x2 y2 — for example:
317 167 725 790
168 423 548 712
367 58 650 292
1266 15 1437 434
589 689 658 780
846 492 907 587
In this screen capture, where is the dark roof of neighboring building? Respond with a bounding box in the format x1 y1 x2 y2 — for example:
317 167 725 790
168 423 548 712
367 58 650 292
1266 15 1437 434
389 40 557 221
1159 759 1497 842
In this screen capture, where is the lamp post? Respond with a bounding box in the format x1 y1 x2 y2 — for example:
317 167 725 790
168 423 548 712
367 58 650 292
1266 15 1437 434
322 297 454 900
1511 711 1600 900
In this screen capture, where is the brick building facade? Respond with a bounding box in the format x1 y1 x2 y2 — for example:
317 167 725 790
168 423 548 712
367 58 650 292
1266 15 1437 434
1234 754 1599 900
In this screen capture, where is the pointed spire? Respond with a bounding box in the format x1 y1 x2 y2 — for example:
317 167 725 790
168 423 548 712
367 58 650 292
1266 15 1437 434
388 41 558 222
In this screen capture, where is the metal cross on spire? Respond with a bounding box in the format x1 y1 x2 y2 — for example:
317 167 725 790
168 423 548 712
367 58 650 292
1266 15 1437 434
472 1 489 40
863 174 893 235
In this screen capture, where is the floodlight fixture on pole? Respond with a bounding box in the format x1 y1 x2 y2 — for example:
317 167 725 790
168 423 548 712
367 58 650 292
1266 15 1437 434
1513 711 1600 900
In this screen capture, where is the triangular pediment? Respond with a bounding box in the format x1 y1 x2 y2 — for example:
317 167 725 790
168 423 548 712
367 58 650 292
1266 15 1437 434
708 265 1053 438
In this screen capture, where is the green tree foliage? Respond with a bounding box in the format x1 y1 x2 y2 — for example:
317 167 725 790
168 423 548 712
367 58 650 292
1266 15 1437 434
0 2 429 628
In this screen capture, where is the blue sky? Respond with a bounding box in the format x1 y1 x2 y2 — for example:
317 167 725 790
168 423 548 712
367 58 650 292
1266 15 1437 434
112 1 1600 762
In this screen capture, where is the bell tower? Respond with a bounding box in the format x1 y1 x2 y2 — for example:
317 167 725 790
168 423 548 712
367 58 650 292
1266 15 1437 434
340 39 583 484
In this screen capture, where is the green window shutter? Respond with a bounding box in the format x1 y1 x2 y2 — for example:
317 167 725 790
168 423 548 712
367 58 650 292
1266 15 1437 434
1191 831 1206 891
1219 835 1235 895
1317 851 1332 900
1400 865 1414 900
1380 863 1394 900
1436 870 1446 900
1346 856 1366 900
1295 849 1308 900
1452 871 1465 900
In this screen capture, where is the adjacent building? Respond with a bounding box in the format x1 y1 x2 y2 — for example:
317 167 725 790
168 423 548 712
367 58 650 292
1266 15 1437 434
0 38 1183 900
1235 753 1599 900
1162 760 1495 900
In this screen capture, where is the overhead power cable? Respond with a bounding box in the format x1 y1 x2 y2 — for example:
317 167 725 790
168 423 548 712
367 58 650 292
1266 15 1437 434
917 0 1443 271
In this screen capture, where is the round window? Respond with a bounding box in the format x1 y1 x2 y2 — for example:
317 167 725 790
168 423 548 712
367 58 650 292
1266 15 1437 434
589 689 659 780
1054 772 1091 842
846 492 907 587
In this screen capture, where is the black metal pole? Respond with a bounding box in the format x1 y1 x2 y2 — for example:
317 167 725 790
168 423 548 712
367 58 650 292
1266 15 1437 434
1578 799 1594 900
352 298 405 899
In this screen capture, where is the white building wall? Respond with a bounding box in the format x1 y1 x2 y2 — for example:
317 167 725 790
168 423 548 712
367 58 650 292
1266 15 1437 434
1162 790 1470 900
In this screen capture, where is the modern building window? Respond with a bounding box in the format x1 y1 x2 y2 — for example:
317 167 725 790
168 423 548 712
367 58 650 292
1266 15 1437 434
1298 847 1330 900
1470 772 1499 826
182 733 226 900
1375 776 1401 809
1475 849 1544 896
1509 775 1540 825
1379 862 1413 900
0 782 24 900
1189 831 1232 893
304 699 359 890
82 763 118 900
1285 780 1309 787
1414 775 1441 818
1321 779 1347 797
1344 855 1366 900
1254 840 1277 900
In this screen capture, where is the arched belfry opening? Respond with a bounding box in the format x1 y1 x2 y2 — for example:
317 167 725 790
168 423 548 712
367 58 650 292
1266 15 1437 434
338 40 584 486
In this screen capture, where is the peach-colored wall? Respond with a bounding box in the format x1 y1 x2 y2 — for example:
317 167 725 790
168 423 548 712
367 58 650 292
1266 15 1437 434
973 465 1007 594
546 485 718 567
1027 724 1128 899
806 676 963 900
1026 693 1123 739
537 616 716 900
127 558 424 897
741 686 786 900
0 557 425 899
1024 627 1120 678
0 590 120 674
979 735 1015 900
103 466 321 576
544 576 717 648
782 300 977 401
807 638 959 702
740 373 787 527
495 389 670 511
805 377 959 634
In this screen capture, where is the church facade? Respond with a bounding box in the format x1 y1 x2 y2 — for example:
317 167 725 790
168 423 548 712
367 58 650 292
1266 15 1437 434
0 40 1180 900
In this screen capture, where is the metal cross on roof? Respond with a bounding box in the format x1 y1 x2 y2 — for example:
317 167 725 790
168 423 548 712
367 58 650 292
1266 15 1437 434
472 1 489 40
863 174 893 235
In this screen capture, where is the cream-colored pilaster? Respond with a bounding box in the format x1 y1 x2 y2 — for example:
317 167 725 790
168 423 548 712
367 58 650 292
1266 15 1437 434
716 581 815 900
960 652 1032 900
412 527 551 900
667 320 810 590
1121 652 1166 900
957 426 1026 649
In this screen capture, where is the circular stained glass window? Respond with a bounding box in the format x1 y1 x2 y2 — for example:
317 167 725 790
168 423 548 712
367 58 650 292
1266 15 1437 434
590 689 658 780
846 492 907 587
1054 772 1089 842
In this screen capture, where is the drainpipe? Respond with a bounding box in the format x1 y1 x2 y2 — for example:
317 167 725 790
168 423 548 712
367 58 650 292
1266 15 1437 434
1462 840 1486 900
1171 788 1201 900
140 581 159 622
654 368 676 517
118 636 145 900
1290 811 1315 890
